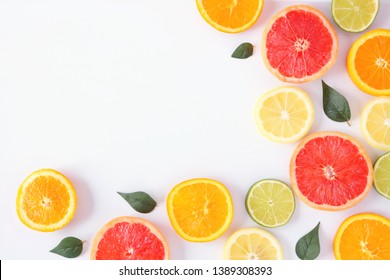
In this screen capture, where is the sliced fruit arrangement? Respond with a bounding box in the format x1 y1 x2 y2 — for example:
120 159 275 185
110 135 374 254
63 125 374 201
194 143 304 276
290 132 373 211
166 178 233 242
331 0 379 33
334 213 390 260
374 152 390 199
361 96 390 150
347 29 390 96
224 227 283 260
16 169 77 232
255 86 314 143
196 0 264 33
245 179 295 228
262 5 338 83
90 216 169 260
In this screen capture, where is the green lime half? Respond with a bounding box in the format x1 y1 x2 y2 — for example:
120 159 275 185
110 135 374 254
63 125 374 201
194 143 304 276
245 179 295 228
374 151 390 200
331 0 379 32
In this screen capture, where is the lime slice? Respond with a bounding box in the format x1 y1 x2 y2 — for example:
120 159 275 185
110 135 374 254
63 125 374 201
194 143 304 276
331 0 379 32
374 152 390 200
245 179 295 228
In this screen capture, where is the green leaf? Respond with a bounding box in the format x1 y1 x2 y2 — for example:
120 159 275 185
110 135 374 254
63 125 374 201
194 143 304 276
118 191 157 213
295 222 320 260
322 80 351 125
49 237 83 258
231 42 253 59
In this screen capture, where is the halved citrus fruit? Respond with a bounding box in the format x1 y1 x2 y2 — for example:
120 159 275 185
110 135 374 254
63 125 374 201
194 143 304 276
255 86 314 143
262 5 338 83
373 152 390 199
334 213 390 260
360 96 390 150
347 29 390 96
16 168 77 232
331 0 379 33
245 179 295 228
196 0 264 33
224 228 283 260
290 132 373 211
90 216 169 260
166 178 233 242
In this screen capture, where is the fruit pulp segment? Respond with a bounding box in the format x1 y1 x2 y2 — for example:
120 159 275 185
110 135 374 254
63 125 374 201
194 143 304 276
248 182 294 226
366 102 390 145
265 9 334 78
23 176 70 225
338 219 390 259
229 233 277 260
354 36 390 90
172 183 230 238
201 0 260 29
260 91 310 138
294 136 369 206
95 222 165 260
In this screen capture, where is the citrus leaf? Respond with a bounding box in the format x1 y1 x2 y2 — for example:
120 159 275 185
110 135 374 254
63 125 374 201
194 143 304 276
49 237 83 258
322 80 351 125
118 191 157 213
295 222 320 260
231 42 253 59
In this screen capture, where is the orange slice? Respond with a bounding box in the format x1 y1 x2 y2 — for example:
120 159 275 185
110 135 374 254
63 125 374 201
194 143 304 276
347 29 390 96
166 178 233 242
196 0 264 33
90 216 169 260
16 169 77 232
334 213 390 259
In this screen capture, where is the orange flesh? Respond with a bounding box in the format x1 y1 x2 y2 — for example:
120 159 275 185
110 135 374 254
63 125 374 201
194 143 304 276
354 35 390 90
294 135 370 206
171 182 230 238
23 176 70 225
265 9 335 79
95 222 166 260
201 0 261 29
338 218 390 259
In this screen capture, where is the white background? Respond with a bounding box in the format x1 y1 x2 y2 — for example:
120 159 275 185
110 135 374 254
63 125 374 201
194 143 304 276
0 0 389 260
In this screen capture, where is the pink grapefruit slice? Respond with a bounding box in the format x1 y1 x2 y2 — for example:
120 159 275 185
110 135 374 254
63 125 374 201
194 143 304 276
262 5 338 83
290 132 373 211
90 216 169 260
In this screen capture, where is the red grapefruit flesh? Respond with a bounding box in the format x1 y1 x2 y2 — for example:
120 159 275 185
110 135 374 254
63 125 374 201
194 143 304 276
90 216 169 260
290 132 373 211
262 5 338 83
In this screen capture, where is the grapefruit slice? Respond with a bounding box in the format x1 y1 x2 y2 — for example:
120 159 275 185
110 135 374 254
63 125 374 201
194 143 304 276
262 5 338 83
90 216 169 260
290 132 373 211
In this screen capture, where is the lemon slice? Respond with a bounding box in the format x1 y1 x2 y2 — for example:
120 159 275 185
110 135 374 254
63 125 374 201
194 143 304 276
374 152 390 199
224 228 283 260
360 97 390 150
331 0 379 33
245 179 295 228
255 86 314 143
